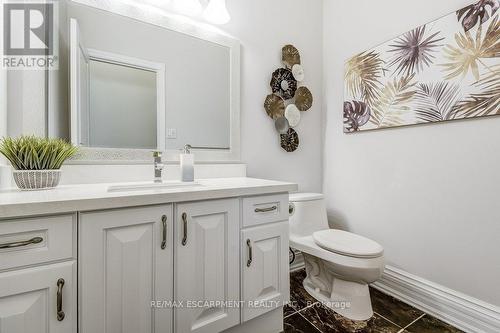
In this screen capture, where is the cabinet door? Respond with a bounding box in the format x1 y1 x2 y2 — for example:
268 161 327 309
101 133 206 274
79 205 173 333
0 261 76 333
241 222 289 322
175 199 240 333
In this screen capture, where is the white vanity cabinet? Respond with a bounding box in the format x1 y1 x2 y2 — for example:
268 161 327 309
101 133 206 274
241 222 289 322
0 262 76 333
175 199 240 333
0 178 297 333
0 215 77 333
78 195 289 333
240 194 290 322
79 205 174 333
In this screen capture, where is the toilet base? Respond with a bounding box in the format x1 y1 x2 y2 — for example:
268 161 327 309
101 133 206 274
302 254 374 321
303 279 373 321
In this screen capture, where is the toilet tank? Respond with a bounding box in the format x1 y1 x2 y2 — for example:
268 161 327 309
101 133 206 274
289 193 329 237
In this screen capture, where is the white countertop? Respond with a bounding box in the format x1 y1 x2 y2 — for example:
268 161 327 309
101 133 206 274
0 177 297 220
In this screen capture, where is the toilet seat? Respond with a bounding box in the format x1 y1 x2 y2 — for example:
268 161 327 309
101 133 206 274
312 230 383 259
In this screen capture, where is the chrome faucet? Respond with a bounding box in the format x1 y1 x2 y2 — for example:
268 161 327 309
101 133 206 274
153 151 164 183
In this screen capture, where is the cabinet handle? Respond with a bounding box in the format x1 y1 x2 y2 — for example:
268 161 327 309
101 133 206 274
254 206 277 213
246 239 252 267
0 236 43 249
181 213 188 246
56 278 65 321
161 215 167 250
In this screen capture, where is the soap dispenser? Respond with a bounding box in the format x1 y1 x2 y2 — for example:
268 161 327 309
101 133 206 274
180 145 194 182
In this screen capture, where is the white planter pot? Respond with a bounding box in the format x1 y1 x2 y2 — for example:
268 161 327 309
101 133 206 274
12 170 61 190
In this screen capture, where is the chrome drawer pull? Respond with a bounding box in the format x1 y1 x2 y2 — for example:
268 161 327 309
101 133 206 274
0 236 43 249
254 206 277 213
161 215 167 250
246 239 252 267
181 213 188 246
56 278 65 321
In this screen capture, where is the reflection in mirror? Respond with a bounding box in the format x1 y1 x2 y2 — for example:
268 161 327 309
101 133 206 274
51 0 240 162
88 60 157 149
70 16 166 152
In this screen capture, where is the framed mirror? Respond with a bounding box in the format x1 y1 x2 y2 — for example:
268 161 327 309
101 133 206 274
49 0 240 163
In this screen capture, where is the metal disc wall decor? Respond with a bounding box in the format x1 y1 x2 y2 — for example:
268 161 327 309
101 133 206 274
263 45 313 153
275 116 290 134
282 44 301 68
285 104 301 127
292 64 305 82
280 128 299 152
295 86 313 111
264 94 285 119
270 68 297 100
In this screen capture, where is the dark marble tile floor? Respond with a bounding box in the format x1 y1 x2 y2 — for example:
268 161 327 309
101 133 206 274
284 269 464 333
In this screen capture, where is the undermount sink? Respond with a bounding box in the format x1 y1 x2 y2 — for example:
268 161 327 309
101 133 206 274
107 181 203 192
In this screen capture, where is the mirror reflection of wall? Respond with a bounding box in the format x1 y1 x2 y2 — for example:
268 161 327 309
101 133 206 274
88 60 157 149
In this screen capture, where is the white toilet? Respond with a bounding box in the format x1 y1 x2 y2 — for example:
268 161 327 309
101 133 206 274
289 193 385 321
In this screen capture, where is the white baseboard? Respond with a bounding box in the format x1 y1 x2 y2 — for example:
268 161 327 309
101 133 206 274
372 265 500 333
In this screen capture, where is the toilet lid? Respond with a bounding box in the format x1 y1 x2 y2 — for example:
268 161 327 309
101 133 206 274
312 230 383 258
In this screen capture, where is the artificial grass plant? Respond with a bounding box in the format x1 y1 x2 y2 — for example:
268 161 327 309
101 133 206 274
0 136 78 170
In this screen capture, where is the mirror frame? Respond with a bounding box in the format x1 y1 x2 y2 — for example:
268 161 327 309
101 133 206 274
49 0 240 164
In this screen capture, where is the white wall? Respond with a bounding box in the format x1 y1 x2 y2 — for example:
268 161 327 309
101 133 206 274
223 0 324 192
0 68 10 187
323 0 500 306
0 69 6 139
0 69 6 141
7 70 46 137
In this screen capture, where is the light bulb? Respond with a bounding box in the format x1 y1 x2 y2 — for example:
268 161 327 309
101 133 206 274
173 0 202 16
203 0 230 25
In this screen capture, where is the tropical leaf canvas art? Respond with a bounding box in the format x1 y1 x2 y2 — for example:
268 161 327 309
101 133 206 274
344 0 500 133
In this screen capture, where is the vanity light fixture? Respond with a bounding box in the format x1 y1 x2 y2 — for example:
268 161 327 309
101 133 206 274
203 0 231 25
173 0 202 17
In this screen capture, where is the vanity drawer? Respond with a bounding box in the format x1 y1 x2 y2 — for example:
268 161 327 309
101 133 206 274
242 193 289 227
0 214 75 271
